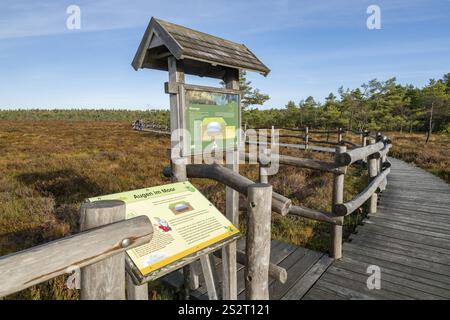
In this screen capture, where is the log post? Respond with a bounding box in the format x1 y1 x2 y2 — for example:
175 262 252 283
168 56 201 297
368 138 378 214
376 133 383 173
259 150 271 184
305 126 309 150
245 183 272 300
331 146 346 259
259 163 269 184
222 68 240 300
363 131 369 147
337 127 343 144
362 130 368 162
80 200 127 300
168 56 185 160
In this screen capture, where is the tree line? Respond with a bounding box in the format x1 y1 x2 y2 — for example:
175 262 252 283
242 73 450 138
1 73 449 138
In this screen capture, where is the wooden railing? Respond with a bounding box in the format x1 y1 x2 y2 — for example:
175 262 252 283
245 128 392 259
156 124 392 261
162 132 391 298
1 126 391 300
0 200 154 299
249 126 373 151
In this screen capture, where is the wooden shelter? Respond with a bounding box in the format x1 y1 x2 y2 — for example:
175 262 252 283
132 17 271 300
132 17 270 78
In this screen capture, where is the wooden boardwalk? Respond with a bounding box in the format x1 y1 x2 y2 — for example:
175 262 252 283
163 157 450 300
163 239 333 300
304 157 450 300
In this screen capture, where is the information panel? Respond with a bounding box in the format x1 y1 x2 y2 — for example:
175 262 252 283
88 181 240 277
185 89 240 155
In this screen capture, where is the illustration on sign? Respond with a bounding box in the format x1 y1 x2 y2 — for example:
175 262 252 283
88 182 240 276
185 89 240 155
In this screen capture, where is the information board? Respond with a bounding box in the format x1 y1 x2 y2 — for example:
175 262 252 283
184 89 240 155
88 181 240 277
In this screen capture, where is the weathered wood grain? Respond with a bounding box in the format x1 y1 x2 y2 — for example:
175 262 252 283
126 273 149 300
304 157 450 300
245 184 272 300
330 146 346 259
184 163 291 215
222 68 240 300
334 167 390 216
336 141 384 166
0 211 153 298
281 254 333 300
289 205 340 225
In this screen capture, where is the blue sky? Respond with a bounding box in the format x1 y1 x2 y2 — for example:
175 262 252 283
0 0 449 109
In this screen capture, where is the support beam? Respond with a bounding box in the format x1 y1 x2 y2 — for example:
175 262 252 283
200 255 219 300
246 183 272 300
222 67 240 300
368 138 378 214
168 56 201 296
330 146 346 259
126 273 149 300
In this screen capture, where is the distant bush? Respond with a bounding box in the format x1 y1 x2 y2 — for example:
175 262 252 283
0 109 170 125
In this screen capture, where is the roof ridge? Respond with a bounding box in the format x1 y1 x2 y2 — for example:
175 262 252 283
154 17 246 49
133 17 270 76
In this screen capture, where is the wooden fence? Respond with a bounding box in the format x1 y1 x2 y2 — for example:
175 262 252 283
0 200 154 299
162 127 392 298
0 126 391 300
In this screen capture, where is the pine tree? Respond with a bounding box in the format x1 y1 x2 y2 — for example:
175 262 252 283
238 71 270 109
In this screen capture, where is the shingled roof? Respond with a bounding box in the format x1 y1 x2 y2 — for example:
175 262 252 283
132 17 270 78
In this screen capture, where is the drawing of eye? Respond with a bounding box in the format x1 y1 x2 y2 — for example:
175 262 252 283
175 203 189 211
206 122 222 135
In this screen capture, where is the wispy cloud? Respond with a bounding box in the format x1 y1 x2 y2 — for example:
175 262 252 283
2 0 448 39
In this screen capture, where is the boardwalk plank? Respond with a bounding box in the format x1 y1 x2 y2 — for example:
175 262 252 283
350 231 450 256
342 248 450 286
281 254 333 300
334 259 450 298
326 266 444 300
305 157 450 300
269 248 323 300
349 237 450 265
362 218 450 237
343 243 450 276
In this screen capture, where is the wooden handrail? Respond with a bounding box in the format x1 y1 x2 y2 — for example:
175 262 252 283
336 141 385 166
308 139 343 146
288 205 341 225
240 152 345 174
340 140 359 147
0 216 153 298
378 143 392 159
259 133 304 139
333 166 391 216
165 163 292 216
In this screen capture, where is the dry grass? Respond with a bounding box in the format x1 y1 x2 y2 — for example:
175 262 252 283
0 121 368 299
387 132 450 183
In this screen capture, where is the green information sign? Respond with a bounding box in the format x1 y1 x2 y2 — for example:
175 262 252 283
184 89 240 155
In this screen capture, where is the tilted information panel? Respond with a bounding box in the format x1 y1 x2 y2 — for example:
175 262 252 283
88 181 240 281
